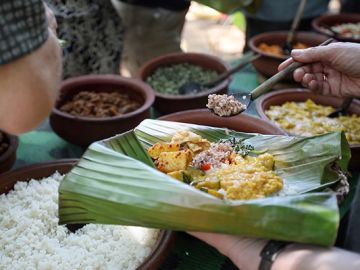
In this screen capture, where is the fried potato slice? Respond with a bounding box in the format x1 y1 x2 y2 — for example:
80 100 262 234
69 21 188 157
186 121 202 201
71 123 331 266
148 143 180 159
157 150 192 173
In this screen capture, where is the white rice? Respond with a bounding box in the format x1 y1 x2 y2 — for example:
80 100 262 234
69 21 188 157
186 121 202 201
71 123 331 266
0 172 159 270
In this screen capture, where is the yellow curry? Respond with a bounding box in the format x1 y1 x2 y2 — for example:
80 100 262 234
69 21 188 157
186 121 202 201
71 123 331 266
265 99 360 144
148 130 283 200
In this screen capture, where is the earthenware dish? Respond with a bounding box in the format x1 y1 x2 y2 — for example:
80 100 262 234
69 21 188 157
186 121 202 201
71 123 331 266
256 89 360 169
50 75 155 146
248 31 328 78
0 159 174 270
137 52 230 114
312 13 360 42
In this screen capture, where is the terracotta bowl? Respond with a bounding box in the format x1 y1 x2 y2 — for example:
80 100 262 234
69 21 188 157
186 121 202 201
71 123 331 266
256 89 360 169
248 31 328 78
137 52 230 114
0 131 18 174
50 75 155 147
312 13 360 42
159 109 285 135
0 159 175 270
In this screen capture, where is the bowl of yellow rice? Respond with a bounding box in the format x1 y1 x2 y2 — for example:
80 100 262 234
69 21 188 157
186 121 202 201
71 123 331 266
256 88 360 169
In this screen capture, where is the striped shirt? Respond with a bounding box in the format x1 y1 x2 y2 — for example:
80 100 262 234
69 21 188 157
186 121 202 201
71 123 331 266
0 0 48 65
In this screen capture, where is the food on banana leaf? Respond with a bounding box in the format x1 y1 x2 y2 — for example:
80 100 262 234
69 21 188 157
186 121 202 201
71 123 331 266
265 99 360 144
147 130 283 200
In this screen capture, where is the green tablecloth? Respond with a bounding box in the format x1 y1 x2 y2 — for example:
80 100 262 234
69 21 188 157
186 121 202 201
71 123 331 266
14 64 358 270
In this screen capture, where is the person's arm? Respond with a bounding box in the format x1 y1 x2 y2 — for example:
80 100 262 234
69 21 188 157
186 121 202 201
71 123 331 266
278 42 360 98
0 1 62 134
189 232 360 270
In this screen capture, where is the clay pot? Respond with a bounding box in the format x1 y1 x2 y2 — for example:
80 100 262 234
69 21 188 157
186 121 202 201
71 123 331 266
256 89 360 169
0 159 175 270
159 109 285 135
137 52 230 114
312 13 360 42
50 75 155 147
248 31 328 78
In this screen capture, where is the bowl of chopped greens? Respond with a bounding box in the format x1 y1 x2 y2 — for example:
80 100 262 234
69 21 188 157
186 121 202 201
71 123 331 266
137 52 230 114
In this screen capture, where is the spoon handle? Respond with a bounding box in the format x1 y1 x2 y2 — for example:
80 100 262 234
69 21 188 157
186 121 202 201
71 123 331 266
286 0 307 45
328 97 353 118
204 52 260 88
250 38 334 100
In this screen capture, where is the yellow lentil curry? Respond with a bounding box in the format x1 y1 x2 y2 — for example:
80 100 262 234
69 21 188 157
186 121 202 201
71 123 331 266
148 130 283 200
265 99 360 144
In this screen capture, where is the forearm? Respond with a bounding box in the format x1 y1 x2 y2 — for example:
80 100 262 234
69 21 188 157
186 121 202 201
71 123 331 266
273 244 360 270
225 240 360 270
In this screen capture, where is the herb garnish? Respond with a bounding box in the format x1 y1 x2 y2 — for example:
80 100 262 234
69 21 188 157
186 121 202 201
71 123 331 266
219 137 254 156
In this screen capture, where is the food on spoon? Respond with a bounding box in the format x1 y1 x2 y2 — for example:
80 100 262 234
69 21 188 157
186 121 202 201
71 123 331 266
59 91 141 118
148 130 283 200
258 42 309 56
207 94 247 117
265 99 360 144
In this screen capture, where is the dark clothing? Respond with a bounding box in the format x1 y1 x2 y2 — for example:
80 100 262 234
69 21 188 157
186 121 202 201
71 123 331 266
245 16 314 50
46 0 124 78
0 0 48 65
119 0 190 11
344 176 360 252
341 0 360 13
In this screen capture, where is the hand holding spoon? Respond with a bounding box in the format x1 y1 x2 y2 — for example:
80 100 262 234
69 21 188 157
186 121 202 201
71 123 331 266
207 38 335 117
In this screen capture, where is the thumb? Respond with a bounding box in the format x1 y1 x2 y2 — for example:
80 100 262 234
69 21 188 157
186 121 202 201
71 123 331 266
291 45 331 64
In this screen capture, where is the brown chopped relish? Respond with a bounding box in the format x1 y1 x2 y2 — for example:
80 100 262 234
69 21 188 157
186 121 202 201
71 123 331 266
59 91 141 118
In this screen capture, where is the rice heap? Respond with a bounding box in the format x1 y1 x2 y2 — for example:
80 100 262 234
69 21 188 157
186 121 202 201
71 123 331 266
207 94 247 117
0 172 159 270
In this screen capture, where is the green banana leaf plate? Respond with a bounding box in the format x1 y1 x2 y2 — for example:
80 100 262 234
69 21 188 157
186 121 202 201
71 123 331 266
59 119 351 246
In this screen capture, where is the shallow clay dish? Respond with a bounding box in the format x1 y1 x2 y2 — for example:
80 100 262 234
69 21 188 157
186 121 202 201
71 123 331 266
0 159 174 270
0 131 18 174
312 13 360 42
256 89 360 169
50 75 155 147
248 31 328 78
159 109 285 135
137 52 230 114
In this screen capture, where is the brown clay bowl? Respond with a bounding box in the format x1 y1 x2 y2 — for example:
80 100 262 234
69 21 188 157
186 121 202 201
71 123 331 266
0 159 175 270
0 131 18 174
248 31 328 78
256 89 360 169
159 109 285 135
312 13 360 42
50 75 155 147
137 52 230 114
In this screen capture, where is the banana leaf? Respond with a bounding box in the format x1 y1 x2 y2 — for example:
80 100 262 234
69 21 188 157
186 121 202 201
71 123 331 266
59 119 351 246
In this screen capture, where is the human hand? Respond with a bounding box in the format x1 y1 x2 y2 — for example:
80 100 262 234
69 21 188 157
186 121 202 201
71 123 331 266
188 232 266 270
278 42 360 98
44 3 57 34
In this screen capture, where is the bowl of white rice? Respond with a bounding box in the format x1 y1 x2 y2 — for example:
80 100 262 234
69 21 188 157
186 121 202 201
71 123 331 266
0 159 174 270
